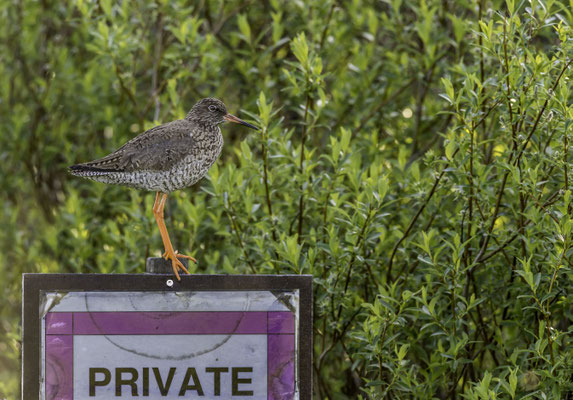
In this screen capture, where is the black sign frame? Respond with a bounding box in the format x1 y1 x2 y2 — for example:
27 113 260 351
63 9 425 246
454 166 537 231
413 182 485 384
22 273 312 400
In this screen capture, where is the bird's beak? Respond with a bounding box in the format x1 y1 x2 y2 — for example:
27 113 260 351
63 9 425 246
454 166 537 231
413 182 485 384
224 114 258 130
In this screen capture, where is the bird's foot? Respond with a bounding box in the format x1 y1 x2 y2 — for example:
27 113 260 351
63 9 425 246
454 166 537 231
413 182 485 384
162 250 197 264
162 249 193 281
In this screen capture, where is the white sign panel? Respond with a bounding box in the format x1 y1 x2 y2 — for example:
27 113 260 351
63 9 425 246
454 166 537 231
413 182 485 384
41 291 297 400
75 335 267 399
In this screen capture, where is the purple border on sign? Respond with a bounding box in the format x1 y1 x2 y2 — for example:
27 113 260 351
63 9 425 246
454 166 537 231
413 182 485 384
45 312 73 335
269 311 294 334
45 334 73 400
268 334 295 400
44 311 295 399
73 311 268 335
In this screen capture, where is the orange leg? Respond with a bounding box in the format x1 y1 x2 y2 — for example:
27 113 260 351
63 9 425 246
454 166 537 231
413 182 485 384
157 194 197 264
152 192 196 280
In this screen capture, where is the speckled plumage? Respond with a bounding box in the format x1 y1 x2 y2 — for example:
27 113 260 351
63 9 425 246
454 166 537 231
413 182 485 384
70 98 230 193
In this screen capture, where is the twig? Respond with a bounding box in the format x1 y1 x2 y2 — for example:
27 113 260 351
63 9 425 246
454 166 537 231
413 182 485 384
297 95 312 243
113 60 141 123
473 59 572 265
478 188 562 263
151 13 164 121
513 59 573 166
411 65 437 155
224 202 256 274
261 141 277 242
260 127 281 273
319 2 336 50
563 124 569 190
387 150 458 282
503 19 518 152
352 78 415 138
336 204 375 319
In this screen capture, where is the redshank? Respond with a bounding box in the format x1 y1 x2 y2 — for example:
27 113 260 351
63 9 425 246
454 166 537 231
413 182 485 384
69 98 258 280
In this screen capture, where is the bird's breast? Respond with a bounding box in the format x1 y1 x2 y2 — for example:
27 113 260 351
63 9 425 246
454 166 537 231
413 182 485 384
166 130 223 190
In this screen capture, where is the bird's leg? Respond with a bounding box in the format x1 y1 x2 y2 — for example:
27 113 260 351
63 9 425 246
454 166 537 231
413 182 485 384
152 192 194 280
152 191 162 214
153 192 197 267
157 194 197 264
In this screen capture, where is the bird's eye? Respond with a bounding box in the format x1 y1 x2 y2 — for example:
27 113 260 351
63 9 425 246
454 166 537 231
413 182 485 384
208 105 217 112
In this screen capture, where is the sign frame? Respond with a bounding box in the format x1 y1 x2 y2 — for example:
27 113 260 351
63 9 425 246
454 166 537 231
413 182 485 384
22 273 312 400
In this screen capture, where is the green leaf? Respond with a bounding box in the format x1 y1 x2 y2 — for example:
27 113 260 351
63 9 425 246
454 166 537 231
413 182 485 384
396 343 409 361
340 127 351 152
506 0 515 15
291 33 309 68
509 368 518 398
100 0 112 17
445 139 456 160
441 77 454 103
448 13 466 43
237 14 251 43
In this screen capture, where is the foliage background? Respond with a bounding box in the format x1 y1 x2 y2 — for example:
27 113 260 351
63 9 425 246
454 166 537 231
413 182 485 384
1 0 572 398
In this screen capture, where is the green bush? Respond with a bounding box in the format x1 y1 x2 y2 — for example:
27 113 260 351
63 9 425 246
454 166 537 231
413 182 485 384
1 0 572 398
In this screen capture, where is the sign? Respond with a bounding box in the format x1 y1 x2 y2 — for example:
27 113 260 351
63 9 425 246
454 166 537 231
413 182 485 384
22 274 312 400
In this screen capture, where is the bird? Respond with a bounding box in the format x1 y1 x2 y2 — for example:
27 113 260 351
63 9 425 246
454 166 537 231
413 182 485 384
69 98 258 280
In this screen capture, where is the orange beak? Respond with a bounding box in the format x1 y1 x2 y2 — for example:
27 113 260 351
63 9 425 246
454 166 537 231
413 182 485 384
224 114 258 130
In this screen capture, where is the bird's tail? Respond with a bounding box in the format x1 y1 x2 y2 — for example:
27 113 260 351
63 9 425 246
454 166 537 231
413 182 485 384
68 164 121 177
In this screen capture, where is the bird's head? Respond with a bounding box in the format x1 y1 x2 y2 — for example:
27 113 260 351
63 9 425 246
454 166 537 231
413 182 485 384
186 98 258 130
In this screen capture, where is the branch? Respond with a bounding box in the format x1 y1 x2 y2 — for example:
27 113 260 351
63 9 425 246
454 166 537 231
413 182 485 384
352 78 415 138
113 61 141 121
297 95 312 244
473 59 572 265
387 150 457 282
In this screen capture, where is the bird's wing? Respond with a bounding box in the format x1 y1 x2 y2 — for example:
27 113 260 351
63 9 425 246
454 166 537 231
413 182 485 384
76 120 196 172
